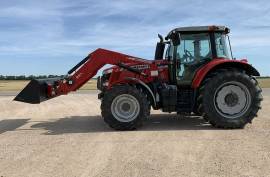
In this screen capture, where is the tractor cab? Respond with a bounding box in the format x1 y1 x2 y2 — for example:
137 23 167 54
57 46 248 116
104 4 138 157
156 26 233 86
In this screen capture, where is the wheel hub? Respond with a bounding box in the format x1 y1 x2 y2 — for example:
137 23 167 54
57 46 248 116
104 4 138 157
111 94 140 122
214 81 251 119
121 103 131 112
224 92 239 107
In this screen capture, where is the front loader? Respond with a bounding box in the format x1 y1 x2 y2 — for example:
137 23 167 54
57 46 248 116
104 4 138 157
15 25 263 130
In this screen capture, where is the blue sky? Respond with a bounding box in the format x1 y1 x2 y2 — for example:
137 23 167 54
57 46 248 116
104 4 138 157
0 0 270 76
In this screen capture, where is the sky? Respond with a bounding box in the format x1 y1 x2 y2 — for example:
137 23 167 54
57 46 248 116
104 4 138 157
0 0 270 76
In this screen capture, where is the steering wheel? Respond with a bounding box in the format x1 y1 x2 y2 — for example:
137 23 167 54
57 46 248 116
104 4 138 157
183 49 194 62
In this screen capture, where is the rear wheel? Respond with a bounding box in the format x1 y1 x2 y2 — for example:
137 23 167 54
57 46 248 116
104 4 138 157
198 69 262 128
101 85 150 130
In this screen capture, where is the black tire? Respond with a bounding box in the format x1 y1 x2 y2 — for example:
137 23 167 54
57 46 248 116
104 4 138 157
101 85 150 130
198 68 262 128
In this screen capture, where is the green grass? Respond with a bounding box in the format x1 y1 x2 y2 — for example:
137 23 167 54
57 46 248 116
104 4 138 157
0 78 269 91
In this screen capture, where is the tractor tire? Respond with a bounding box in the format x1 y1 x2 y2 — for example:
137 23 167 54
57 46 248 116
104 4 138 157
101 85 150 130
198 68 262 128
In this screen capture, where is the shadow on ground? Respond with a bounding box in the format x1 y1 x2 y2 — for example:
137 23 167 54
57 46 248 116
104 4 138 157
30 114 219 135
0 119 30 134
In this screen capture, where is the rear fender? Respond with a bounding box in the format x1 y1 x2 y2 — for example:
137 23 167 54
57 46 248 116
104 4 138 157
192 59 260 89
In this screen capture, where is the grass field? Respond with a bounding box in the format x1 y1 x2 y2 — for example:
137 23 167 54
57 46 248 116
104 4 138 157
257 78 270 88
0 78 269 91
0 80 98 91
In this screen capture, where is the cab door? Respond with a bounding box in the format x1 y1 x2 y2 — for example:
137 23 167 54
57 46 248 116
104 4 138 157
175 33 212 86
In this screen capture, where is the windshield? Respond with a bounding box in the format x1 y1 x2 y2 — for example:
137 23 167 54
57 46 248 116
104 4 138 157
165 32 233 60
215 33 232 59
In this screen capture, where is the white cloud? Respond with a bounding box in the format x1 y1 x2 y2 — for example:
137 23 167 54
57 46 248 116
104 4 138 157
0 0 270 75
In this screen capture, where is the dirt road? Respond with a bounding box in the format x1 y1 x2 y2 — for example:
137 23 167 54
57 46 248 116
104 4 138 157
0 90 270 177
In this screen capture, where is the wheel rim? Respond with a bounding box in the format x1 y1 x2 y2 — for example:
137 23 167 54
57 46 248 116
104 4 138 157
214 81 251 119
111 94 140 122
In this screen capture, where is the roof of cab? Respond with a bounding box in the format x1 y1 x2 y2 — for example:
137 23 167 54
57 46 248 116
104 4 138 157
166 25 230 39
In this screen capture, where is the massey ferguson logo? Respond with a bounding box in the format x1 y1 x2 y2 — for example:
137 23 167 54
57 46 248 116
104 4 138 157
131 64 150 70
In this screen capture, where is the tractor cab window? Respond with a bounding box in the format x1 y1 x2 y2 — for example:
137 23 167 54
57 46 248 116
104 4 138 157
176 33 212 78
165 43 173 60
215 33 232 59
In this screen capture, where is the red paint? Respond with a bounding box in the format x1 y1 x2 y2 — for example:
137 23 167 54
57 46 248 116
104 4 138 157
46 84 53 97
50 48 169 97
46 48 256 99
240 59 248 63
107 61 169 88
192 58 252 88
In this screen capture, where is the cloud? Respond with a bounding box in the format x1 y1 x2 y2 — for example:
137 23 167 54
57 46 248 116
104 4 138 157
0 0 270 75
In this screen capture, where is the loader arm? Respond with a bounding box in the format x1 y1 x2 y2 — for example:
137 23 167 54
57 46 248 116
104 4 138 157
66 48 148 92
14 48 149 104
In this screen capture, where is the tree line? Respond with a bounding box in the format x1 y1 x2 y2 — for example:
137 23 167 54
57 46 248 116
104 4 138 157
0 75 65 80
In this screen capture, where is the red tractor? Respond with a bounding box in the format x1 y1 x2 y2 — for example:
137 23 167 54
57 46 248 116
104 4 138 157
15 25 262 130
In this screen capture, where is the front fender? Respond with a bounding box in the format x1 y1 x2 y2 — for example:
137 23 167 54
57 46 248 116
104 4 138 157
192 59 260 89
125 77 157 108
106 76 157 108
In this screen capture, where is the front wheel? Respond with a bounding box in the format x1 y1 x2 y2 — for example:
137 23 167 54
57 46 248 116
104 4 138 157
198 69 262 128
101 85 150 130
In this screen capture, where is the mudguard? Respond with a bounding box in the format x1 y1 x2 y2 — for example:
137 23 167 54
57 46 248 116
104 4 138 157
192 59 260 89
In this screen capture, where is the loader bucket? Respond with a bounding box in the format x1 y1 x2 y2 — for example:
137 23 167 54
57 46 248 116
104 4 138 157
14 78 60 104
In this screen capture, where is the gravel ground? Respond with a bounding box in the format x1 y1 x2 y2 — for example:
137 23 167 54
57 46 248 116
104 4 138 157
0 89 269 177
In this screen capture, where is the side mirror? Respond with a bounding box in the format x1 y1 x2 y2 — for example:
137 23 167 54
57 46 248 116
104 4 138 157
154 43 165 60
171 31 180 46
